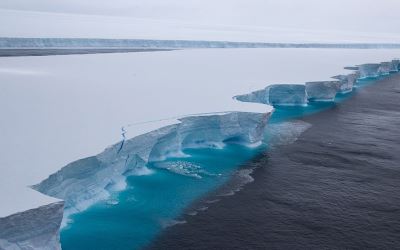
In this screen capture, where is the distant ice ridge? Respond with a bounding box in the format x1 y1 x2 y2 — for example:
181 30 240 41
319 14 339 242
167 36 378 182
235 59 400 106
0 202 64 250
2 37 400 49
33 112 269 225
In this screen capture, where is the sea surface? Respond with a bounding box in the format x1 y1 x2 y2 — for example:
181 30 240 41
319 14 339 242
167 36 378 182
61 74 400 249
149 74 400 249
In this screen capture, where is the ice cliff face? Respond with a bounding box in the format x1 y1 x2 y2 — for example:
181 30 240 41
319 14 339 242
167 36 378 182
378 62 392 75
0 202 64 250
235 84 307 106
332 73 357 93
305 81 341 101
358 63 380 78
391 59 400 72
33 112 269 223
235 60 399 108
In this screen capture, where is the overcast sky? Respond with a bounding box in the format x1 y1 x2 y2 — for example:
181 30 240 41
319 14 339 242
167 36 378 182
1 0 399 42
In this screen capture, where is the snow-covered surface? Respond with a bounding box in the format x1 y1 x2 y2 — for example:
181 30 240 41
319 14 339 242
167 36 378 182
1 48 400 217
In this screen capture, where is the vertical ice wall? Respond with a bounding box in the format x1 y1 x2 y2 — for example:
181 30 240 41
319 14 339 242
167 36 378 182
332 73 358 93
234 60 399 107
391 59 400 72
358 63 380 78
0 202 64 250
378 62 392 75
234 84 307 106
305 81 341 101
33 112 270 224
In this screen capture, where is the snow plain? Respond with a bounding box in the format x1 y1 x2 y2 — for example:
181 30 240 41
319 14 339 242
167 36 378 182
1 48 400 217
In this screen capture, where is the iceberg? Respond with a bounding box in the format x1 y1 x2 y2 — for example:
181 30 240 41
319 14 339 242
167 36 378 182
235 84 307 107
305 81 341 102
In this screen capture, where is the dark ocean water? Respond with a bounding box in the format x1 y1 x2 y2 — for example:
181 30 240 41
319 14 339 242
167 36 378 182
149 74 400 249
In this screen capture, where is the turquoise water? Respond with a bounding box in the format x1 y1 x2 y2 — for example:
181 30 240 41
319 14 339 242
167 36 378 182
61 77 381 250
61 145 264 250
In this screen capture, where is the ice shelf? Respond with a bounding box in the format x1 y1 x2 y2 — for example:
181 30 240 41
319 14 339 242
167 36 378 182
1 48 400 249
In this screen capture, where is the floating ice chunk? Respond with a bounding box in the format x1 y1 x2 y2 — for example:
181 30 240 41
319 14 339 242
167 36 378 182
155 161 208 179
332 73 357 93
235 84 307 107
306 81 341 101
358 63 380 78
160 219 187 228
106 199 119 206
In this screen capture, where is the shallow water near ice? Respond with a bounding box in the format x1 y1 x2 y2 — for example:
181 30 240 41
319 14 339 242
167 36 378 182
60 77 379 250
60 145 264 250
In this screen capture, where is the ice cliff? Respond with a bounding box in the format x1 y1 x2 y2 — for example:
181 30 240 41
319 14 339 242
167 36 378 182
305 81 342 101
332 73 358 93
235 59 399 107
32 112 269 223
0 202 64 250
235 84 307 106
